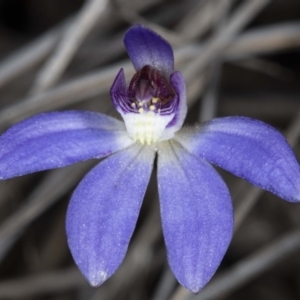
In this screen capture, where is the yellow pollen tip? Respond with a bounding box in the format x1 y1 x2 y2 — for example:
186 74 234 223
149 105 155 111
152 97 159 103
138 108 144 114
131 103 136 108
146 135 153 145
138 102 143 107
139 136 145 145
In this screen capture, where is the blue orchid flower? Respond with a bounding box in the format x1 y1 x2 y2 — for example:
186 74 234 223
0 25 300 293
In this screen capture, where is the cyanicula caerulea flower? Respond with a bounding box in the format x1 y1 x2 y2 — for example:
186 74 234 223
0 25 300 293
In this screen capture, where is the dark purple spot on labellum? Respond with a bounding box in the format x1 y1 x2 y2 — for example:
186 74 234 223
127 65 177 114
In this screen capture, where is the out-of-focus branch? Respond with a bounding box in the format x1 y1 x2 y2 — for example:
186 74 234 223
0 162 94 261
30 0 108 94
0 60 133 129
198 0 231 122
171 229 300 300
0 18 72 90
189 229 300 300
0 268 86 298
1 21 299 130
176 0 237 41
183 0 271 82
113 2 185 46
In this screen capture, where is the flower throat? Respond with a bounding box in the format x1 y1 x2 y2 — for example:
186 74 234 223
128 65 175 114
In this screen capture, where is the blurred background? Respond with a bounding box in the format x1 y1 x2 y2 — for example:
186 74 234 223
0 0 300 299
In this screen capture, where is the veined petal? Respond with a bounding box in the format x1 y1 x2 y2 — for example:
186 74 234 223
157 141 233 293
124 25 174 74
110 68 127 114
175 117 300 202
165 71 187 132
66 144 155 286
0 111 133 179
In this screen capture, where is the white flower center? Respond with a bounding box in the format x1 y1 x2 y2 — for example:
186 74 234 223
122 108 174 145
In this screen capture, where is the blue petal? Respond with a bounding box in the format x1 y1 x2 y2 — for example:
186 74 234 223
66 144 155 287
175 117 300 202
110 68 128 114
166 71 187 131
157 141 233 293
0 111 133 179
124 25 174 74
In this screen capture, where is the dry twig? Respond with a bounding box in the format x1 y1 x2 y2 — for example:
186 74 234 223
31 0 108 94
0 162 95 261
183 0 271 82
